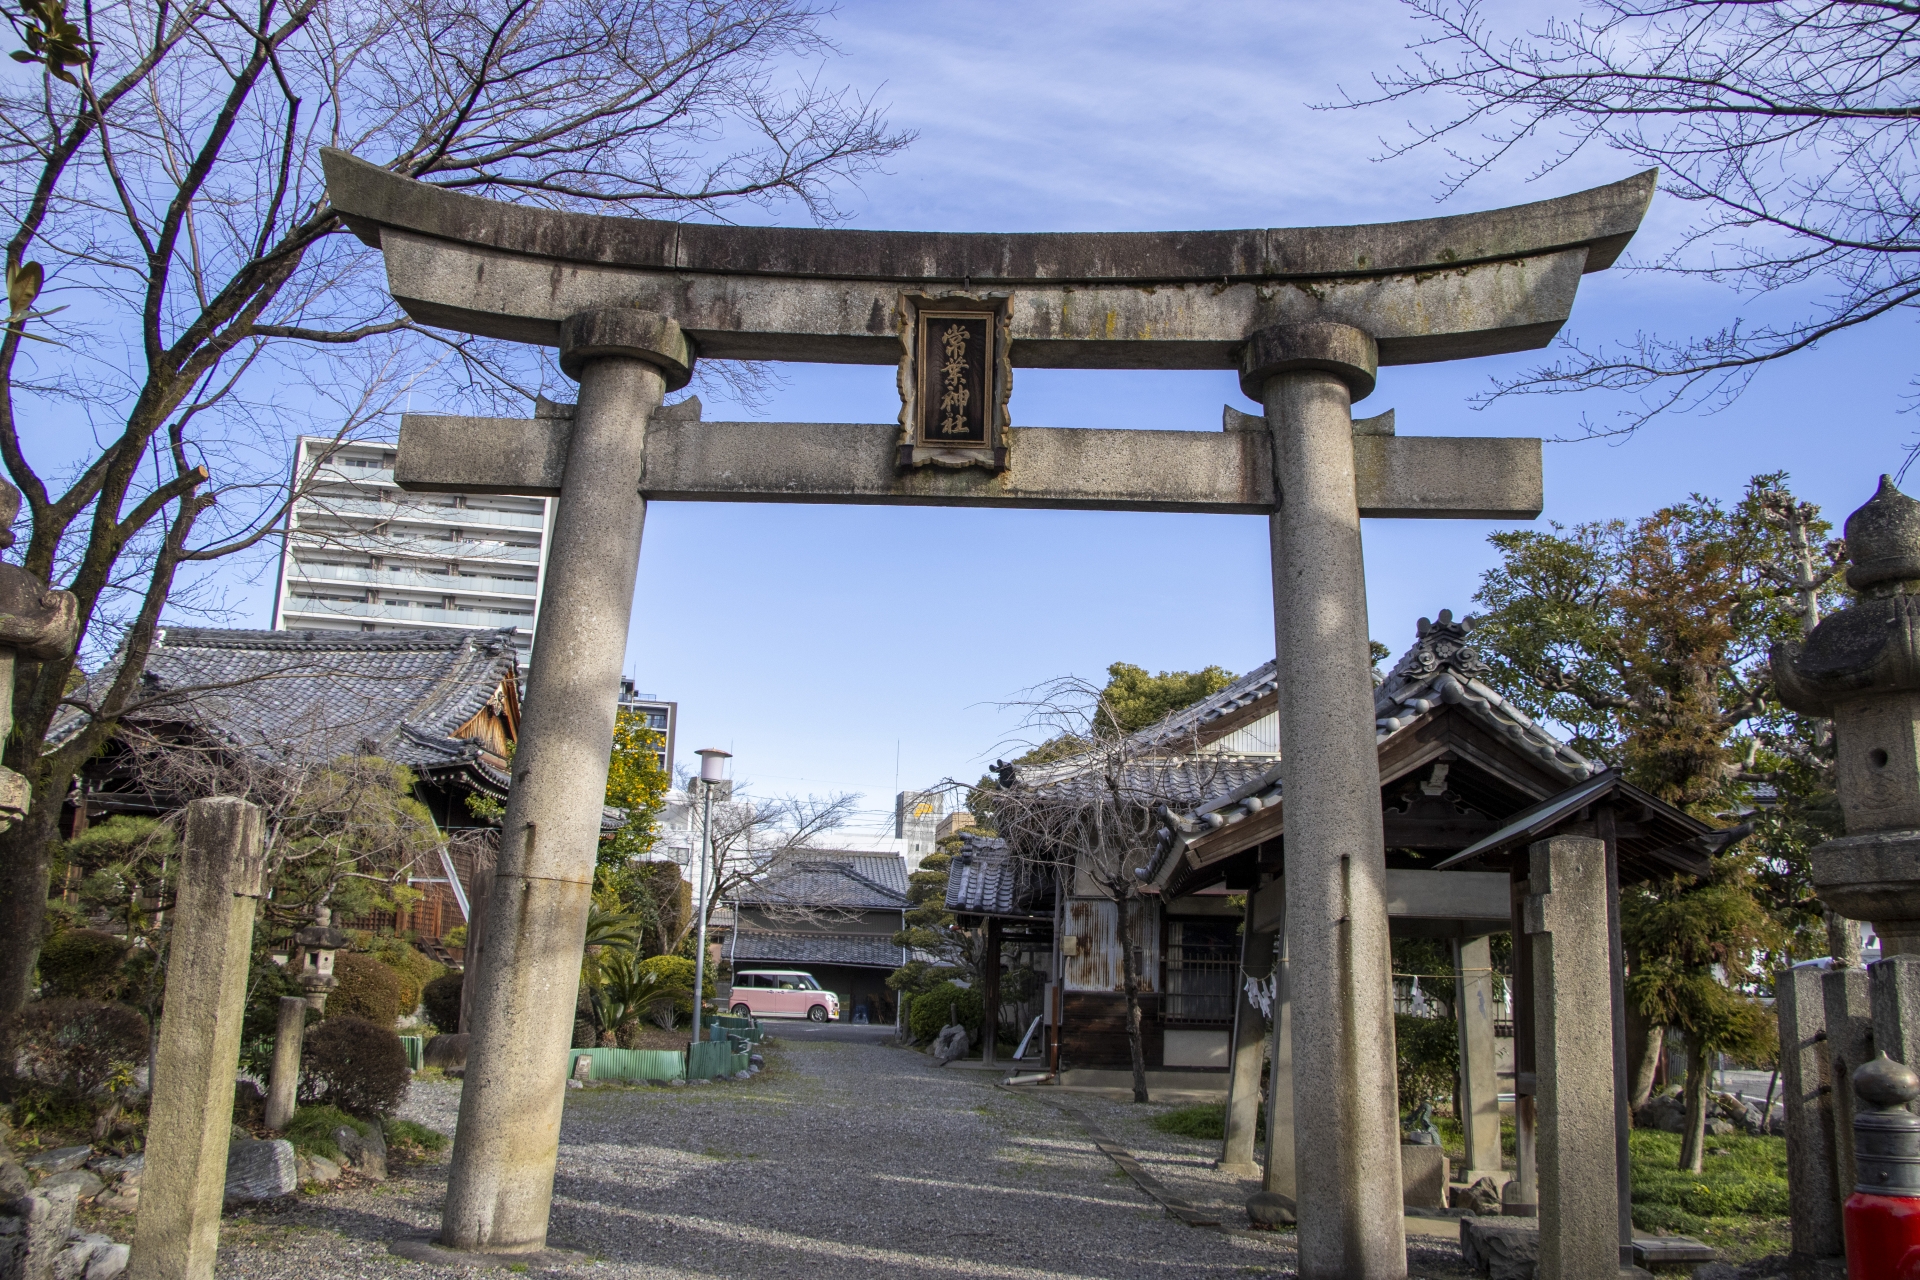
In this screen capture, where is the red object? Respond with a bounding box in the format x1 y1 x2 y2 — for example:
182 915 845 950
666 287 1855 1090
1844 1191 1920 1279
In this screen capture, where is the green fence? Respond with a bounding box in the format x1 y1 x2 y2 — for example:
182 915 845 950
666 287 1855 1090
399 1035 424 1071
565 1047 686 1082
686 1039 750 1080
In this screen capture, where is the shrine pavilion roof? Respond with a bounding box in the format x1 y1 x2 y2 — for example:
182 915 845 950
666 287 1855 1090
55 627 524 798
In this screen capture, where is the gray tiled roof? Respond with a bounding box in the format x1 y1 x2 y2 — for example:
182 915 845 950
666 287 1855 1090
56 626 520 789
1159 611 1596 841
730 930 908 969
736 851 908 910
943 834 1055 917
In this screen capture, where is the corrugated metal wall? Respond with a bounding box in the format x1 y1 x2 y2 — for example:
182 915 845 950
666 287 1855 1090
1064 898 1160 992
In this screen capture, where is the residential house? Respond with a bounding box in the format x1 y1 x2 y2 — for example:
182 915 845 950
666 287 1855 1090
726 851 911 1025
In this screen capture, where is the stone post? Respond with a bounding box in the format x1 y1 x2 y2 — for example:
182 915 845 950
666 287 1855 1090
263 996 305 1131
1778 964 1846 1267
1871 953 1920 1077
1524 835 1618 1280
440 308 689 1256
1263 882 1296 1203
1247 323 1405 1278
128 797 266 1280
1824 967 1872 1227
458 835 497 1034
1221 878 1280 1175
1508 868 1540 1216
1453 934 1503 1182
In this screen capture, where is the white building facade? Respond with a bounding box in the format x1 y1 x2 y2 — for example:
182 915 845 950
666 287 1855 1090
272 436 554 665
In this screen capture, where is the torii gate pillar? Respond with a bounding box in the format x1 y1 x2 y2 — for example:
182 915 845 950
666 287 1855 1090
1254 324 1406 1273
440 311 688 1253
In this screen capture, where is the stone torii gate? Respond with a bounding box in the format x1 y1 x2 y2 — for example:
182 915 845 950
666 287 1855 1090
322 150 1653 1279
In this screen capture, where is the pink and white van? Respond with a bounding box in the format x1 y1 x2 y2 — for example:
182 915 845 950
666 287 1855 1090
728 969 840 1022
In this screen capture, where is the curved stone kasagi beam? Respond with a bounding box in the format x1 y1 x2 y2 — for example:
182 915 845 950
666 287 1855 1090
321 149 1655 373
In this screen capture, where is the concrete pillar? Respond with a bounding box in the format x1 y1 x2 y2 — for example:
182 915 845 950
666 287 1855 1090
1453 934 1502 1180
128 797 266 1280
1598 805 1634 1268
1248 322 1404 1279
1222 879 1281 1174
1263 886 1295 1201
1822 966 1871 1227
1870 952 1920 1077
1523 835 1618 1280
262 996 304 1131
982 917 1001 1067
1777 964 1845 1266
441 308 689 1255
458 836 497 1035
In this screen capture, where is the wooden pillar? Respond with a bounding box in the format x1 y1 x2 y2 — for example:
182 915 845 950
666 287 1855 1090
1598 803 1634 1267
1509 864 1539 1215
982 917 1002 1066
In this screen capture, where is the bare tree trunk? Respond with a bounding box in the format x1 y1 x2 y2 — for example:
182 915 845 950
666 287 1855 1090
1114 893 1150 1104
1630 1021 1665 1112
1679 1032 1711 1173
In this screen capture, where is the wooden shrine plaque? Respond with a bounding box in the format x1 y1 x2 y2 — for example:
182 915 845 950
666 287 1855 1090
897 292 1009 471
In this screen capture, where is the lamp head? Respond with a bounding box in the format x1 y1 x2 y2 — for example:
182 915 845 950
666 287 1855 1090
696 748 731 784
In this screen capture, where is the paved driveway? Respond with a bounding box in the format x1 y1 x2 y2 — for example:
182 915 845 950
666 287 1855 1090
210 1037 1471 1278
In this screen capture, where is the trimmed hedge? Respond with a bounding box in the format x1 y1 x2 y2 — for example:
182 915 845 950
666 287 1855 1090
37 929 131 1000
906 981 982 1047
327 953 406 1027
299 1015 411 1117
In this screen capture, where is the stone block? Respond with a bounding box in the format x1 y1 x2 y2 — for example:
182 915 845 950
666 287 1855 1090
1461 1216 1539 1280
1244 1190 1295 1228
221 1139 296 1206
80 1241 129 1280
4 1183 78 1280
0 1162 26 1199
20 1149 88 1176
332 1122 385 1181
34 1172 101 1203
1402 1144 1450 1209
422 1034 468 1071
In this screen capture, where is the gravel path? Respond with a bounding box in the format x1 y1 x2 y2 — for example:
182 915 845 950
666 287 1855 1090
210 1036 1471 1278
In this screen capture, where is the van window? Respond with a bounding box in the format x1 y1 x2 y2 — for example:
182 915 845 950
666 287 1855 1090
739 974 763 989
796 976 819 990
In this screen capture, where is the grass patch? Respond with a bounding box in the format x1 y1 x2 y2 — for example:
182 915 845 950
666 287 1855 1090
1629 1129 1789 1262
1151 1104 1225 1141
282 1105 370 1160
384 1118 448 1159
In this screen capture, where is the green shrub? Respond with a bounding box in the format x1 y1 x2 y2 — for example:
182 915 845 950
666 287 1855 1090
4 999 147 1097
385 1118 449 1158
421 973 464 1033
37 929 131 1000
298 1016 411 1117
1394 1013 1458 1116
1151 1104 1226 1140
283 1104 370 1159
364 937 442 1016
907 980 983 1046
327 952 405 1026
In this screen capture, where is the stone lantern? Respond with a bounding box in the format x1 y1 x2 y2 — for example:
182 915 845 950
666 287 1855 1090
293 907 346 1011
0 478 78 830
1773 476 1920 955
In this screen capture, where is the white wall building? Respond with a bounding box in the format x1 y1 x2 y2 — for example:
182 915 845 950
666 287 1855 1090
271 436 554 666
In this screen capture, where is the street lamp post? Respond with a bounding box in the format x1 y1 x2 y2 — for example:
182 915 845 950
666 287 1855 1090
691 748 731 1049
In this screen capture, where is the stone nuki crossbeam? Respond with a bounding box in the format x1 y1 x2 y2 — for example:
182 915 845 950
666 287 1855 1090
322 145 1653 1280
395 410 1543 519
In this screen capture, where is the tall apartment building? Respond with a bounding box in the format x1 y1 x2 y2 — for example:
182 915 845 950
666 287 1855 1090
617 677 677 777
896 789 944 871
271 437 554 665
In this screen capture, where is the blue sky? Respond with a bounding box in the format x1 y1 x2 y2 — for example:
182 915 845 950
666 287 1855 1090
179 1 1920 842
